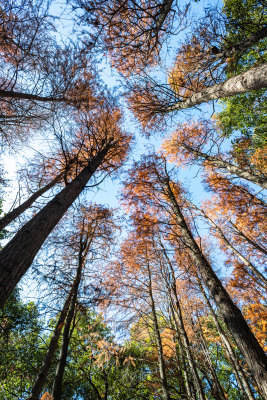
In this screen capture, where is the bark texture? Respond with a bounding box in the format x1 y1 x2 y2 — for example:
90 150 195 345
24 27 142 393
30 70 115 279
197 278 256 400
165 63 267 112
163 178 267 396
0 144 111 307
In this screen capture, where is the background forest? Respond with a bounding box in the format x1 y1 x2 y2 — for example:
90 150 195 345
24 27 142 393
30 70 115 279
0 0 266 399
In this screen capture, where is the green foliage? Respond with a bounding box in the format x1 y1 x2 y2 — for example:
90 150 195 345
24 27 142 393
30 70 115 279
218 90 267 148
217 0 267 150
44 307 152 399
0 289 44 399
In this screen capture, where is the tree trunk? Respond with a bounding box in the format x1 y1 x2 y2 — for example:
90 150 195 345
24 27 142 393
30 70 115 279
196 318 227 400
200 210 267 288
211 26 267 60
28 286 74 400
164 63 267 113
197 277 256 400
52 252 83 400
163 178 267 396
0 171 65 231
229 221 267 256
160 245 206 400
155 0 174 32
0 89 65 102
147 263 171 400
0 143 111 308
183 144 267 190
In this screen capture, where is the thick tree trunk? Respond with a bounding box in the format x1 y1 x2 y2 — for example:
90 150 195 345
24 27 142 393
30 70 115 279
0 171 65 231
163 178 267 396
164 63 267 113
147 263 171 400
28 286 74 400
52 253 83 400
183 145 267 190
197 278 256 400
0 143 111 308
201 210 267 288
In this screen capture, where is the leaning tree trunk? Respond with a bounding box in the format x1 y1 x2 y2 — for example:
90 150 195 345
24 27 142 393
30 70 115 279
52 251 83 400
0 171 65 231
28 285 74 400
183 144 267 190
164 63 267 113
163 178 267 397
229 221 267 256
0 142 112 308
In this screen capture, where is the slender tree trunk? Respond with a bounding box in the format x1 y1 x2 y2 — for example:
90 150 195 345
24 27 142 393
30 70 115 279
0 143 112 308
197 318 227 400
155 0 174 32
0 89 66 102
210 26 267 60
200 210 267 288
174 329 195 400
163 178 267 396
147 263 171 400
164 63 267 113
229 221 267 256
160 245 206 400
183 144 267 190
0 171 65 231
52 253 83 399
197 277 256 400
28 286 74 400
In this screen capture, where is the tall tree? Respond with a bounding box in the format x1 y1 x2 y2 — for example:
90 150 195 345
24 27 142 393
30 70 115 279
0 104 131 307
122 155 267 396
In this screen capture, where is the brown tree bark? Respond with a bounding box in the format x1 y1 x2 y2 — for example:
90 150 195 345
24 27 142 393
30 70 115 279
197 277 256 400
210 26 267 61
163 177 267 396
0 142 112 308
